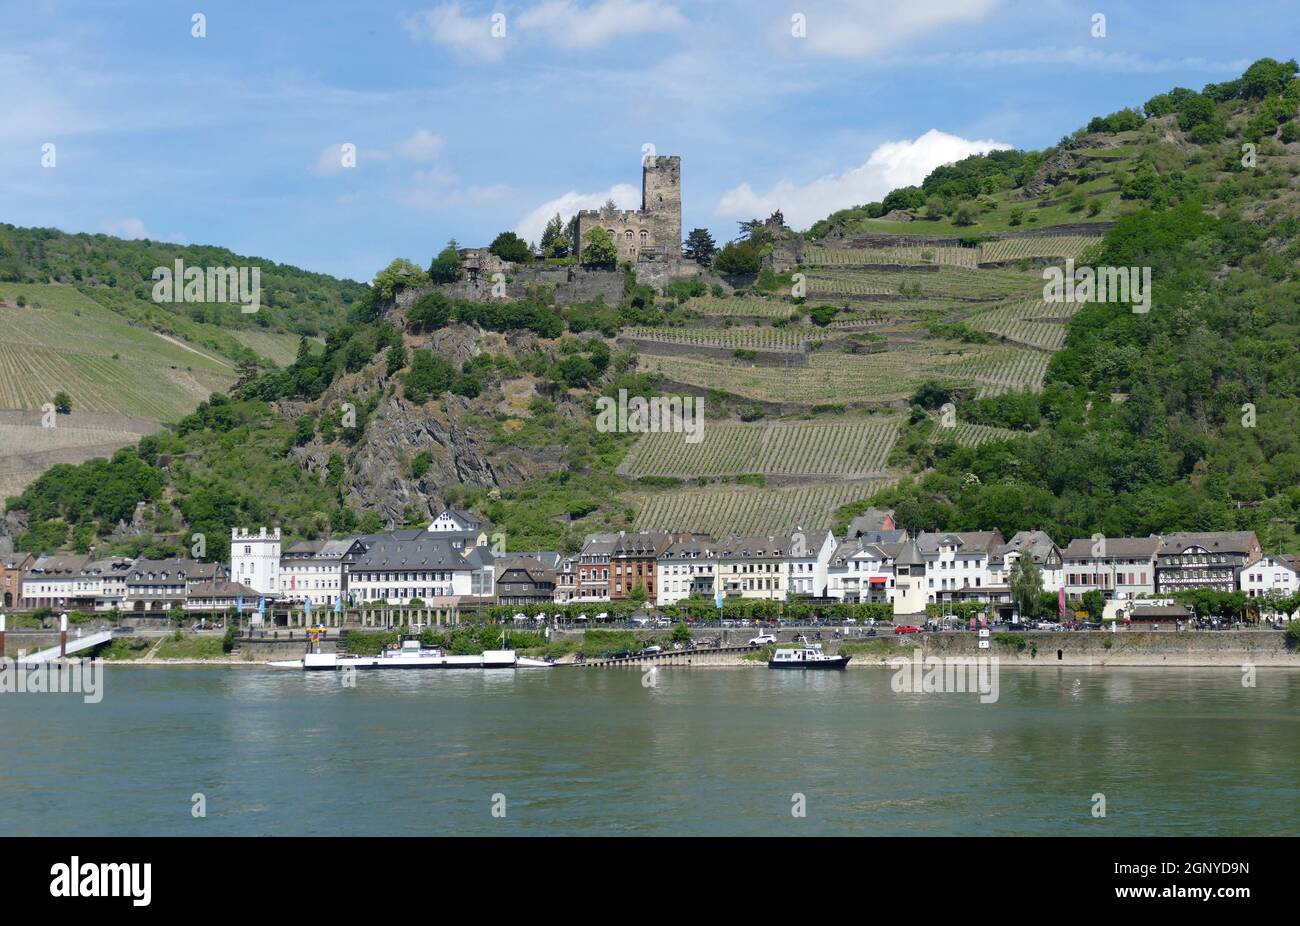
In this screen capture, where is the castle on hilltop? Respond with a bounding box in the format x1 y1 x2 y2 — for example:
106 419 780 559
576 155 681 264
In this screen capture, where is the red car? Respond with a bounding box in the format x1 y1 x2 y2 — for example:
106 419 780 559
894 625 923 634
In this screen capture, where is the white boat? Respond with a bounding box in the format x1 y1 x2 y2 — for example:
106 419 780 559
268 638 553 671
767 638 850 670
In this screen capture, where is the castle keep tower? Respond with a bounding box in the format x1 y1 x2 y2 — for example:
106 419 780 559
576 155 681 264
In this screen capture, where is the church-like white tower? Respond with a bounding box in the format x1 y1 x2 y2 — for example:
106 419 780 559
231 527 281 596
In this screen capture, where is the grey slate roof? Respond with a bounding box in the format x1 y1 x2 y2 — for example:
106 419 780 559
915 531 1004 556
847 508 894 537
30 554 93 575
1157 531 1260 556
1061 536 1161 559
998 530 1060 565
352 535 473 570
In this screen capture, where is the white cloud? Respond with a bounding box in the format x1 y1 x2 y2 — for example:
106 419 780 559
402 3 507 61
100 218 150 239
715 129 1012 230
515 183 639 244
790 0 1001 58
397 129 445 161
517 1 686 48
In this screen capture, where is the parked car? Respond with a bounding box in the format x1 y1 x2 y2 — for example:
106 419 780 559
748 633 777 645
640 645 663 656
894 625 922 634
609 649 634 660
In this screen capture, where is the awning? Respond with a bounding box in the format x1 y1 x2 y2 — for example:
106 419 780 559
868 577 887 585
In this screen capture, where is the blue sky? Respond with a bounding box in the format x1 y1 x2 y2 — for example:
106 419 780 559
1 1 1294 282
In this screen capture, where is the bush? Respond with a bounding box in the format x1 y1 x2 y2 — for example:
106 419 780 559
713 241 763 275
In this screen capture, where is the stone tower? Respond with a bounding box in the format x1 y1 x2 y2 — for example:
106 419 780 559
575 154 682 263
640 155 681 258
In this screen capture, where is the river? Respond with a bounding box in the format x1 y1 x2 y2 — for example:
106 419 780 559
2 665 1297 835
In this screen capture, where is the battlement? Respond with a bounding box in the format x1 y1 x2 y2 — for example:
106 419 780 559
232 526 281 541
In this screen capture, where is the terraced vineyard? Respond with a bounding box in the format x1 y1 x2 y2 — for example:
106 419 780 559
808 265 1041 300
621 326 826 351
0 410 160 508
966 298 1081 351
947 349 1051 397
928 421 1024 447
619 418 900 479
634 478 897 536
640 342 1027 404
804 245 979 268
684 295 798 319
0 283 237 420
979 236 1099 262
805 275 895 297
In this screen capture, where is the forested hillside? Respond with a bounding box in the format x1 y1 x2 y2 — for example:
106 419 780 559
0 225 367 360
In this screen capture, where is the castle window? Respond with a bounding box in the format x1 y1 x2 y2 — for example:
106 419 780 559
640 230 648 243
625 230 633 240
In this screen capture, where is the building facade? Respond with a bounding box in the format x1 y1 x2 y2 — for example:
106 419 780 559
1155 532 1262 595
231 527 281 596
1061 536 1160 599
1 551 34 609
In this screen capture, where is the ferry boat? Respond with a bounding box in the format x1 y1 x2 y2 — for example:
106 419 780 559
767 639 850 670
268 638 553 671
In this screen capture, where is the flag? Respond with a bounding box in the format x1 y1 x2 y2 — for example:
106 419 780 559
1058 587 1066 619
304 596 312 613
335 597 342 614
236 595 243 613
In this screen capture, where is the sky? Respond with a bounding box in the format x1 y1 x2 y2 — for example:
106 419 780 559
1 0 1294 282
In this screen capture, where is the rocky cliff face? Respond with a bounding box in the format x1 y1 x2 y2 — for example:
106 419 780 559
285 320 578 527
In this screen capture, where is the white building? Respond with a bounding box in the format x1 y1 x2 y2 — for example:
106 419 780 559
231 527 281 596
994 530 1064 592
279 538 362 607
656 538 719 605
81 557 135 611
427 507 484 535
22 554 91 609
345 530 495 605
827 540 897 604
1239 555 1298 611
915 531 1005 603
785 529 837 598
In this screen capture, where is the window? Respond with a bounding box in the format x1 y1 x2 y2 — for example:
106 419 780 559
625 230 633 240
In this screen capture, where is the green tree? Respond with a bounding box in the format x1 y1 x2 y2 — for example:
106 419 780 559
372 258 429 301
52 392 72 414
1009 554 1044 621
407 291 451 330
712 240 763 275
386 342 407 376
427 241 461 283
579 227 618 268
489 231 532 263
404 350 455 403
682 228 718 265
539 214 570 258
